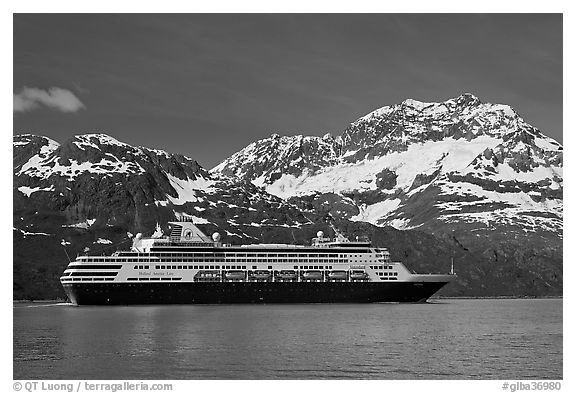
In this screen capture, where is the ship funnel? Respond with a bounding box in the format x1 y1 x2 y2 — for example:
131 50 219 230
168 221 211 243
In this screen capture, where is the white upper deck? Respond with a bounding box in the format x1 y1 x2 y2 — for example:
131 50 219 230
130 220 383 254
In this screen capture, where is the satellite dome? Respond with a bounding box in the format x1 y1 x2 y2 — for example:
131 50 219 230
135 233 142 239
212 232 221 242
317 231 324 238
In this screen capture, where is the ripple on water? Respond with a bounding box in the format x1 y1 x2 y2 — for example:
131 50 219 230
13 299 563 379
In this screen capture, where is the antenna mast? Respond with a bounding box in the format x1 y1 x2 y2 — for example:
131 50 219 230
62 246 72 263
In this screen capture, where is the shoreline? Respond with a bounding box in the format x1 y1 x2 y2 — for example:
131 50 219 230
433 295 563 300
14 296 563 303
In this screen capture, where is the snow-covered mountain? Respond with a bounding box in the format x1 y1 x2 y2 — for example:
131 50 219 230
211 93 563 241
14 133 313 239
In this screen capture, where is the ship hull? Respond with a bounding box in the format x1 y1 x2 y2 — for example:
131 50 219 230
62 281 450 305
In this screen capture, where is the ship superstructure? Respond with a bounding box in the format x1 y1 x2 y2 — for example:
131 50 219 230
60 219 456 304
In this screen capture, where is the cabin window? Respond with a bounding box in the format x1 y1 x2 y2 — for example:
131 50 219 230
268 266 272 270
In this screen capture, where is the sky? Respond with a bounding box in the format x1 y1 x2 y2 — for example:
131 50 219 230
13 14 563 169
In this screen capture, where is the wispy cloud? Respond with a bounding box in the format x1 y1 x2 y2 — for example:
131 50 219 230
14 87 86 113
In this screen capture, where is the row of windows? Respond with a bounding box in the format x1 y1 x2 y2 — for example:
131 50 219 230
82 257 353 263
67 264 122 270
380 277 398 280
68 272 119 277
148 265 339 271
371 265 394 270
153 253 344 258
376 272 398 276
127 277 182 281
154 259 349 263
61 278 114 282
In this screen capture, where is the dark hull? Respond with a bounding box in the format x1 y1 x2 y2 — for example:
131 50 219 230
62 281 449 305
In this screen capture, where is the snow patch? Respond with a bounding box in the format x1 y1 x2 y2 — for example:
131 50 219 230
351 199 402 225
14 228 51 237
261 136 502 199
165 173 215 205
63 218 96 229
18 185 54 197
94 238 113 244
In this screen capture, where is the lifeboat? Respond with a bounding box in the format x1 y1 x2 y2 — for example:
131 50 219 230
327 270 348 280
302 271 323 281
350 271 369 280
277 270 297 280
194 270 221 282
225 270 246 280
250 270 271 280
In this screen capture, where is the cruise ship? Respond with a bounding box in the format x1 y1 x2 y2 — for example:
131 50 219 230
60 219 456 305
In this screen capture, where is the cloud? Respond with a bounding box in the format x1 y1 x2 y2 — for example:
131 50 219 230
14 87 86 113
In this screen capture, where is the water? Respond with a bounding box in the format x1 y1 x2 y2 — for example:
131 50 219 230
13 299 562 379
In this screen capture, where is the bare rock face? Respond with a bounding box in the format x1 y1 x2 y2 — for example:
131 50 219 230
375 168 397 189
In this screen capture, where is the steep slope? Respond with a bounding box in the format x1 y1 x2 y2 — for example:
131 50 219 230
211 93 562 235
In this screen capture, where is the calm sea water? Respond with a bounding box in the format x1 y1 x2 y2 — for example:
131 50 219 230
13 299 562 380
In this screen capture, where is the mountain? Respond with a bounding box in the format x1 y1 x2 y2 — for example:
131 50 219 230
212 93 563 295
13 133 315 299
13 94 562 299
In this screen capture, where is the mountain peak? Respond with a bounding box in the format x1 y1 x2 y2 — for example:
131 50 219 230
14 134 60 148
453 92 481 106
72 133 131 150
401 98 434 110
